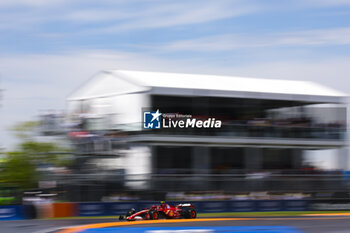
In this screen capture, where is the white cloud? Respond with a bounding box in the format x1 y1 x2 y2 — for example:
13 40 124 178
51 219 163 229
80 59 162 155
1 0 349 35
279 27 350 46
0 0 70 7
75 0 257 34
305 0 350 6
0 0 258 34
64 9 133 23
156 27 350 52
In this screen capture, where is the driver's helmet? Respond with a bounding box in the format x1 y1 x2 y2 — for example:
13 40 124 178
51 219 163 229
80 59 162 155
160 201 170 209
127 208 136 216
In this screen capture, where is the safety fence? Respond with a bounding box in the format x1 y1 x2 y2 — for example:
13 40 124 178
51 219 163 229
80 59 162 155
4 199 350 220
0 199 313 220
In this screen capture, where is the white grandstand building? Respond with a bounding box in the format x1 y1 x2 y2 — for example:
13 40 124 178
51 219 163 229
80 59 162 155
66 70 348 191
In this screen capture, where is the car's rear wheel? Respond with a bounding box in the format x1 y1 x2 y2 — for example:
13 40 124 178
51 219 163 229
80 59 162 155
149 210 159 220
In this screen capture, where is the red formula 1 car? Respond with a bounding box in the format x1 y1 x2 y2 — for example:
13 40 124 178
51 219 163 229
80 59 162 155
119 202 197 221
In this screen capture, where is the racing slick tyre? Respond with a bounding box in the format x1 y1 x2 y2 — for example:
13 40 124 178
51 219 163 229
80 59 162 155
181 208 196 219
189 208 197 219
149 210 159 220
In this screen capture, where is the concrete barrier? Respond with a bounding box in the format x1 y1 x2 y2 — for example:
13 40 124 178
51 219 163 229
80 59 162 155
0 199 312 220
0 205 23 220
52 203 77 218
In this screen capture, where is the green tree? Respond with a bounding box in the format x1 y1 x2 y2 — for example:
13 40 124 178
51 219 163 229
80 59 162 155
10 121 39 140
1 152 37 189
0 121 72 191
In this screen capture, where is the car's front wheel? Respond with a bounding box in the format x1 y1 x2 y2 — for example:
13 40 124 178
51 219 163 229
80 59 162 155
189 209 197 219
181 208 197 218
181 208 196 219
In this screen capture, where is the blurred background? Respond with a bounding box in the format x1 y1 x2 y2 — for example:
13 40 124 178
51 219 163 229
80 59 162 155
1 0 350 220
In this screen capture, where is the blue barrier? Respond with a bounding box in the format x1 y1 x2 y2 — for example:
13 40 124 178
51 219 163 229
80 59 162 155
255 200 283 212
230 200 256 212
78 202 108 216
78 200 311 216
20 205 36 219
0 205 23 220
194 201 231 213
0 200 313 220
198 200 310 212
283 200 309 211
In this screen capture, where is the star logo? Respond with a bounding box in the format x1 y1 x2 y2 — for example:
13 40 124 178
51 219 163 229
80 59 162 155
151 109 161 122
143 109 162 129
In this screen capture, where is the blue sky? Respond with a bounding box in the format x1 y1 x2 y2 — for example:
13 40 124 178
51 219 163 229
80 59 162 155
1 0 350 150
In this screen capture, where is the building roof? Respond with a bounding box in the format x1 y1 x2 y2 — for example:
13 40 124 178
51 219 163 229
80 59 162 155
68 70 347 103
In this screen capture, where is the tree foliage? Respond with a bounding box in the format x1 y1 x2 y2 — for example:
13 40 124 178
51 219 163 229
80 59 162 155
10 121 39 140
0 121 72 190
1 152 37 189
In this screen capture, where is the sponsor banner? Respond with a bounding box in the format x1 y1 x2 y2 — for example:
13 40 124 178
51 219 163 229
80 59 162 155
0 205 23 220
52 203 77 218
283 200 310 211
22 205 37 219
78 203 107 216
0 200 313 220
143 109 222 130
230 201 256 212
256 200 283 212
196 201 231 213
311 201 350 211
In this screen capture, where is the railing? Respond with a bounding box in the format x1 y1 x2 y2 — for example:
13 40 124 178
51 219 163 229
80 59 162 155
70 124 346 154
49 173 350 194
71 122 347 141
147 173 350 192
147 124 346 140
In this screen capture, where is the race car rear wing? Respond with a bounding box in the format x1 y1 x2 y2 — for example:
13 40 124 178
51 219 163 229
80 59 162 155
176 203 193 207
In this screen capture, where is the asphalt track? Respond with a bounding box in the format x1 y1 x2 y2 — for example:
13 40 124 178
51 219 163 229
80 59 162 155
2 216 350 233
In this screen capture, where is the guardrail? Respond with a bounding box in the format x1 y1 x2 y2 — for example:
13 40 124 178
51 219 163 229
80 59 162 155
3 199 350 220
0 200 311 220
